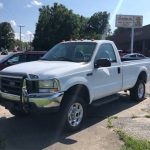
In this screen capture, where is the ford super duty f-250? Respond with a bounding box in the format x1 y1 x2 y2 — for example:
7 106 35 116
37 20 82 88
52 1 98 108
0 40 150 131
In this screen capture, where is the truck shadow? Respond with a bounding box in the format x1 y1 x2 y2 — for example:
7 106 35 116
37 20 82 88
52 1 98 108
0 94 143 150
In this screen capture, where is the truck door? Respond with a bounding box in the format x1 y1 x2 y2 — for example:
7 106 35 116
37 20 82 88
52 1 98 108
93 43 122 100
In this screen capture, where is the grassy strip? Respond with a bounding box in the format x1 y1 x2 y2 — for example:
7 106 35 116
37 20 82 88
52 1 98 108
107 116 118 128
131 114 138 119
145 115 150 118
116 130 150 150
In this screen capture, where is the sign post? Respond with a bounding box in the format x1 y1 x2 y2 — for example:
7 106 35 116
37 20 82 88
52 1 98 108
131 27 134 53
116 15 143 53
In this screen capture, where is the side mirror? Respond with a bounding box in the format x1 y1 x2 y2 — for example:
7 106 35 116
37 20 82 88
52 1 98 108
94 58 111 68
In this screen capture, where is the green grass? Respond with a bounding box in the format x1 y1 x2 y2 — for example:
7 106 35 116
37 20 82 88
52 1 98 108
131 114 138 119
107 116 118 128
116 130 150 150
145 115 150 118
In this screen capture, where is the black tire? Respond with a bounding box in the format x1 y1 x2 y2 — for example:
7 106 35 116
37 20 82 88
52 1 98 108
9 109 30 117
130 80 145 101
59 94 87 132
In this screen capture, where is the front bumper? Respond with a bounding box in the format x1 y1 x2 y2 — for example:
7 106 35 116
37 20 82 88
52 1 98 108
0 91 64 109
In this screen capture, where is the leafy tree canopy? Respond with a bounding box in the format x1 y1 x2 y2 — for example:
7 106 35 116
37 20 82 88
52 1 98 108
0 22 15 50
33 3 110 51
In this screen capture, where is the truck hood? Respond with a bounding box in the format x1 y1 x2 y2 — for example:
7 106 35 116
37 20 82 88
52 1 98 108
2 60 87 79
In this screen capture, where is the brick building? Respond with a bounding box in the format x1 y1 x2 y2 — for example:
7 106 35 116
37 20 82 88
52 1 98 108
110 25 150 56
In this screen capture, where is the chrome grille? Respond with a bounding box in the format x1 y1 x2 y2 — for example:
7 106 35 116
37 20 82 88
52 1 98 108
0 77 23 95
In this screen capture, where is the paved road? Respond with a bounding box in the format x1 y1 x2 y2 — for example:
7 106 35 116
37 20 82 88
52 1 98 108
0 82 150 150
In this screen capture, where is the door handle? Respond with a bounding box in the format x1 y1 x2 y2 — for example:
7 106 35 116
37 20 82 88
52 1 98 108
118 67 121 74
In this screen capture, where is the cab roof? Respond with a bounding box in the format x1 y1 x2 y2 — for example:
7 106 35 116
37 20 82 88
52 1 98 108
61 40 113 44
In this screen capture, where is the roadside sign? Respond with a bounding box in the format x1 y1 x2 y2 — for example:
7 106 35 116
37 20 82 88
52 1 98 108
116 15 143 28
115 14 143 53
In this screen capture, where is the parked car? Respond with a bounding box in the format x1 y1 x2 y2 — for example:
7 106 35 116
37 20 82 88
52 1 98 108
0 40 150 131
0 51 46 70
1 49 8 55
118 50 130 57
122 53 147 60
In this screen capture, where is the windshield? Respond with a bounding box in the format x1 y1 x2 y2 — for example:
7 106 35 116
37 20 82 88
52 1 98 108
41 42 97 62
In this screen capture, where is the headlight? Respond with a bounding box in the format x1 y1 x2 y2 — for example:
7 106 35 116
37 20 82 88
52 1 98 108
39 79 60 93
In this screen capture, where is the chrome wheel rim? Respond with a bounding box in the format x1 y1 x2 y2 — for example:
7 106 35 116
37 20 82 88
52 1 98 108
138 83 144 99
68 102 83 127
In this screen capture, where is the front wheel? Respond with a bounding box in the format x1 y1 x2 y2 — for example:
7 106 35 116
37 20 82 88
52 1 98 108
59 95 87 132
130 80 145 101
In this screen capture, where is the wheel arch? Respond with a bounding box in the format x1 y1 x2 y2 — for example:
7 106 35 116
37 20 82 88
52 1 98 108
61 84 90 105
137 70 147 83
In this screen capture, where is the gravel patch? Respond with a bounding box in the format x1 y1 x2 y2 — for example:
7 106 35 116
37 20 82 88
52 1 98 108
113 117 150 140
112 82 150 141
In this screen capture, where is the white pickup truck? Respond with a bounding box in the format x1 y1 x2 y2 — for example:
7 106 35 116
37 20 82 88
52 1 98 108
0 40 150 131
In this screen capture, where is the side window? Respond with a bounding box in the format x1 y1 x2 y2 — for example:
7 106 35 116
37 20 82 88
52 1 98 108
7 54 25 64
96 43 117 62
138 54 144 58
26 54 36 62
130 54 136 58
7 55 20 64
19 54 26 62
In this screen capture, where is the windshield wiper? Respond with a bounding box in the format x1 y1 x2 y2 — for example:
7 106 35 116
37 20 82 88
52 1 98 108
54 57 74 62
40 58 49 61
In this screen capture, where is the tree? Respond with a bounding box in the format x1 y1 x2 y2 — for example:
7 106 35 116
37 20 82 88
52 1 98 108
0 22 15 50
14 39 31 51
33 3 81 50
85 12 110 39
78 16 89 38
33 3 110 50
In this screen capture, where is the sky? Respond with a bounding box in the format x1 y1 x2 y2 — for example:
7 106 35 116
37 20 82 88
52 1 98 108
0 0 150 42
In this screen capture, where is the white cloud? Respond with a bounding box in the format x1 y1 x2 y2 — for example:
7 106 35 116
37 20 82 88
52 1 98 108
10 20 17 27
27 0 42 8
26 31 34 41
15 31 34 42
15 33 19 40
0 2 3 9
26 31 33 35
15 32 25 40
31 0 42 6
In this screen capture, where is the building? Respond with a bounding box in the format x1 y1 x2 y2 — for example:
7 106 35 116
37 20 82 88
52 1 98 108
110 24 150 56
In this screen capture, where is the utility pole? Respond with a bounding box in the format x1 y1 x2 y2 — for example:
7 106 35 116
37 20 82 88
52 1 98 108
29 34 32 50
18 25 25 50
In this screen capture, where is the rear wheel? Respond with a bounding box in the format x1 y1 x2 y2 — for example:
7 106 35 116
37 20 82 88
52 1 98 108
130 80 145 101
59 94 87 132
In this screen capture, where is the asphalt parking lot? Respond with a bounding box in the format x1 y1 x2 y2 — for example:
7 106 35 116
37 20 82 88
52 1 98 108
0 83 150 150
